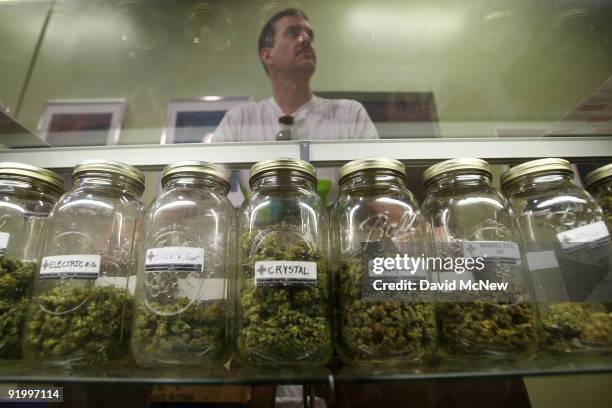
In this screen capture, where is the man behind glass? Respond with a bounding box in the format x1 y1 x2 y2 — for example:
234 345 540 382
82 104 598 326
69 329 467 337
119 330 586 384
213 8 378 142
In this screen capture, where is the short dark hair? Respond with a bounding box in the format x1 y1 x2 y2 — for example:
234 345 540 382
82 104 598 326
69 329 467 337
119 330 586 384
258 8 309 73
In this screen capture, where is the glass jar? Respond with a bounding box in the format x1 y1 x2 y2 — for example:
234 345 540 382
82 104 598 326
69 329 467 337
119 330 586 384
331 157 436 365
584 163 612 231
502 158 612 354
23 160 145 365
0 162 64 358
422 158 539 360
236 158 332 366
131 161 235 367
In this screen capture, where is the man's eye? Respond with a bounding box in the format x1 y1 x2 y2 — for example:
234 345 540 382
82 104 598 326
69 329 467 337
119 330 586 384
286 27 299 37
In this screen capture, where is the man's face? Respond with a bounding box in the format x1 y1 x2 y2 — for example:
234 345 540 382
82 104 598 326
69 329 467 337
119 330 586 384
262 15 316 77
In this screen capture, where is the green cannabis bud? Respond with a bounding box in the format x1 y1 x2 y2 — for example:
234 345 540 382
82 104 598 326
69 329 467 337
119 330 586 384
25 285 132 363
336 259 436 363
132 298 229 365
437 298 538 357
0 256 36 358
236 231 332 365
541 302 612 353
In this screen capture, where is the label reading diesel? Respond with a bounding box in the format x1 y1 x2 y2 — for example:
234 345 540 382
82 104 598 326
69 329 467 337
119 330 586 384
463 241 521 264
254 261 317 287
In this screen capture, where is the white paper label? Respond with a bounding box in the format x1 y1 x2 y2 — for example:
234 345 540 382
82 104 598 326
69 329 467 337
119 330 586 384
254 261 317 287
0 232 9 255
556 221 610 251
526 250 560 271
178 277 227 301
463 241 521 264
145 247 204 273
40 254 101 279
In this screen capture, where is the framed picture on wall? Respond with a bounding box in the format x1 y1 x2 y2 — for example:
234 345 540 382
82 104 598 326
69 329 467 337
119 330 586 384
36 99 126 146
161 96 250 144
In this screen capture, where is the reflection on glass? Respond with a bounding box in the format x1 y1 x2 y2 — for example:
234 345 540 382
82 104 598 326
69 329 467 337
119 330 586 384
0 0 610 146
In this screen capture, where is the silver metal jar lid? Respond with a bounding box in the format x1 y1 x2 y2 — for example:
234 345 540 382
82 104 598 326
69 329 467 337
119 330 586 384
423 158 491 186
161 160 231 187
338 157 406 183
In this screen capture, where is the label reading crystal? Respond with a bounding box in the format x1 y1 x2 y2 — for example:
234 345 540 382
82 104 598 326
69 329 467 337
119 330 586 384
40 255 101 279
462 241 521 264
254 261 317 287
0 232 9 255
145 247 204 273
556 221 611 252
526 250 560 271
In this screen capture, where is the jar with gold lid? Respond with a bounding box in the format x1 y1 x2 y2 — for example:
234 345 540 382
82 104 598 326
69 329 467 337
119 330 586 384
502 158 612 354
236 158 332 366
0 162 64 358
584 163 612 231
23 159 145 365
422 158 538 361
331 157 436 365
131 161 235 367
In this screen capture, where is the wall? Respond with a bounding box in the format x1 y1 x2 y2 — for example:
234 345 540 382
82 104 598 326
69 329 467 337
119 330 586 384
1 0 611 143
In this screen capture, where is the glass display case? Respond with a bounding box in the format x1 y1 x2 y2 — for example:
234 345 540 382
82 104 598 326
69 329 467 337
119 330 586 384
0 0 611 407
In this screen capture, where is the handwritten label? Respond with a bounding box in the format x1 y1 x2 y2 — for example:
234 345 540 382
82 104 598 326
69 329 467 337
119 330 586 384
556 221 610 252
254 261 317 287
40 254 101 279
145 247 204 273
0 232 9 255
463 241 521 264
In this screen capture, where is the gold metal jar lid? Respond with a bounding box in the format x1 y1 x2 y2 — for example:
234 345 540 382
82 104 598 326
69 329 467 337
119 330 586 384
338 157 406 182
161 160 231 187
584 163 612 190
73 159 145 188
0 162 65 193
500 158 573 189
423 158 491 185
249 158 316 183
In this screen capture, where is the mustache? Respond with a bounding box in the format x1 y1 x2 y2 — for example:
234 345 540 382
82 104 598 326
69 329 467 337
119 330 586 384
297 45 315 55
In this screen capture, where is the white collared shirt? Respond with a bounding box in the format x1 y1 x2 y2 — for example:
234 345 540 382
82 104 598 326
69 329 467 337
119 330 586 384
213 95 379 142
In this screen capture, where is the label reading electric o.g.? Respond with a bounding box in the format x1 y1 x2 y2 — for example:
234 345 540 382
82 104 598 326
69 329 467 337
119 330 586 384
40 254 101 279
254 261 317 287
462 241 521 264
144 247 204 273
556 221 611 252
0 232 9 255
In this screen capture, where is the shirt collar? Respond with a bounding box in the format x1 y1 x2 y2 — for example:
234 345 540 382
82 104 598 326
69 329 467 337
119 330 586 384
268 95 318 118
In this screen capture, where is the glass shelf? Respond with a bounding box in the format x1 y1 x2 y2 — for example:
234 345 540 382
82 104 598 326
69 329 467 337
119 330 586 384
1 355 611 386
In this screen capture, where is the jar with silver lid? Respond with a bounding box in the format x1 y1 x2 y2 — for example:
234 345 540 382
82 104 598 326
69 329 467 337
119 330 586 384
236 158 332 366
23 159 145 365
422 158 539 360
331 157 436 365
502 158 612 354
0 162 64 358
131 161 235 367
584 163 612 231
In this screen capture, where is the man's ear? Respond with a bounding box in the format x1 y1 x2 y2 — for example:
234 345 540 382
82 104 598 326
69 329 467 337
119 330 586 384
260 47 272 69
